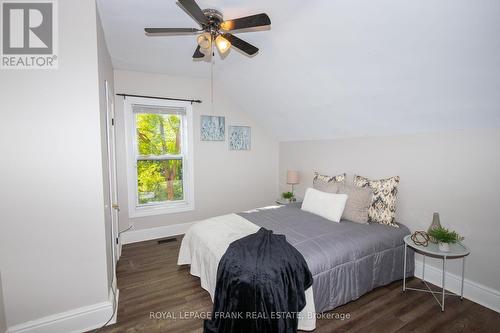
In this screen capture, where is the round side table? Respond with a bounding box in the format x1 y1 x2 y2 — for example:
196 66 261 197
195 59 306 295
275 198 302 205
403 234 470 311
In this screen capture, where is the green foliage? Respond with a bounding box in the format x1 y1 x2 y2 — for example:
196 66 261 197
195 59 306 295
282 191 295 200
136 113 183 204
137 160 183 204
428 227 463 244
136 113 181 155
137 160 164 195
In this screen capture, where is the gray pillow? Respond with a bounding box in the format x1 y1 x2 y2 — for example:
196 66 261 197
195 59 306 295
337 183 373 224
312 172 345 193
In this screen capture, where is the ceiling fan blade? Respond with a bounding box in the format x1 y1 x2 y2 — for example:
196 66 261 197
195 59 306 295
193 45 205 59
178 0 209 26
145 28 200 36
222 33 259 56
220 13 271 31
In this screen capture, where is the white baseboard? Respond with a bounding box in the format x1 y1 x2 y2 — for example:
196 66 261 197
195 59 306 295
121 221 196 245
414 259 500 313
7 286 118 333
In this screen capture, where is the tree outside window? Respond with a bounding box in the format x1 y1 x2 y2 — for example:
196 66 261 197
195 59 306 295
135 112 184 204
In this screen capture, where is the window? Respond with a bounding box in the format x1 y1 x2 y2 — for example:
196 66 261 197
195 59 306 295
124 97 194 217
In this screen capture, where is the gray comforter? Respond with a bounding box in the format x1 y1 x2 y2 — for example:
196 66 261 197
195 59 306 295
238 203 414 313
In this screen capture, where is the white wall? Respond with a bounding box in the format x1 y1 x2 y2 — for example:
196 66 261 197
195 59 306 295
113 70 279 232
0 0 111 330
280 129 500 296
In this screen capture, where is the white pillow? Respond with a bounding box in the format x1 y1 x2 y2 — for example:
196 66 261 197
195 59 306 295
301 187 348 223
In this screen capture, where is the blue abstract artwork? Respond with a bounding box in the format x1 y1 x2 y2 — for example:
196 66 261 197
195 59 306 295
201 115 225 141
228 126 251 150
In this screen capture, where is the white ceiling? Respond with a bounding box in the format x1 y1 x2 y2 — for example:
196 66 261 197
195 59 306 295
97 0 500 141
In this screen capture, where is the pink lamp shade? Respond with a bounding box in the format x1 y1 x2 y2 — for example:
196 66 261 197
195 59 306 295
287 170 300 185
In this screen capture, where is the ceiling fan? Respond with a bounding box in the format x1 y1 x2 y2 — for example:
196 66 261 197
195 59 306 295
145 0 271 59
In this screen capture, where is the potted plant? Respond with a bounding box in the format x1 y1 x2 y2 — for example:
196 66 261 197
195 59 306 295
428 227 464 252
281 191 295 203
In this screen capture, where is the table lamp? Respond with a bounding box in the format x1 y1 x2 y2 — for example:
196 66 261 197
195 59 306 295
287 170 300 195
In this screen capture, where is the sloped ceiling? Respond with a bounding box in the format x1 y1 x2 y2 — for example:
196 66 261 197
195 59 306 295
97 0 500 141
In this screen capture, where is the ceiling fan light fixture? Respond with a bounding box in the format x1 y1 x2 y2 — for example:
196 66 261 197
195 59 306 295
144 0 271 59
215 35 231 53
220 21 232 31
197 32 212 50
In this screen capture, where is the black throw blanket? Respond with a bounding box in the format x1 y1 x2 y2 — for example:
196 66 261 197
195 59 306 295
204 228 313 333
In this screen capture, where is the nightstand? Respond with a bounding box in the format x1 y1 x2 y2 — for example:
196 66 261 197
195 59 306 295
402 235 470 311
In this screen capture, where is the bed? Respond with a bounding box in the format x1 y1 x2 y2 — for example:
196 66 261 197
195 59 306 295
178 203 414 331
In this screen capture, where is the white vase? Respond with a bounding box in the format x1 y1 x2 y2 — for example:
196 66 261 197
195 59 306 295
438 242 450 252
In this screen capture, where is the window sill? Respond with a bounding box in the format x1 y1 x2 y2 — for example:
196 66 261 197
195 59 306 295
129 201 194 218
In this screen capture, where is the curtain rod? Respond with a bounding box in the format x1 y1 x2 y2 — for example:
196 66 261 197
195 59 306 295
116 93 202 104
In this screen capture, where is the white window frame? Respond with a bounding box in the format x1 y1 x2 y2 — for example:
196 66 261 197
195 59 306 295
124 96 194 218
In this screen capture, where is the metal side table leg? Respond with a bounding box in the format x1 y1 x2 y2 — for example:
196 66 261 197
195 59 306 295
422 255 426 282
441 257 446 312
403 243 407 292
461 256 466 300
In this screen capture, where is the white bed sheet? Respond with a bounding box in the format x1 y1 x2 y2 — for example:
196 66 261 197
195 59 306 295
178 213 316 331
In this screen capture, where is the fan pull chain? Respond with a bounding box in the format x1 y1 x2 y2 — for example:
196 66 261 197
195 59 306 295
210 44 215 114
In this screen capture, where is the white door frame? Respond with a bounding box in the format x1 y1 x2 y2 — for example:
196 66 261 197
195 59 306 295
105 80 121 261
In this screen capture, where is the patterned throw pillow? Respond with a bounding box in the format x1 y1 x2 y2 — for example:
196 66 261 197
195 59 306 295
313 172 346 193
353 175 400 227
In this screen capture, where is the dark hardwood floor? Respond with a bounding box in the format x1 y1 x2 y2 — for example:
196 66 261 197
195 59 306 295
93 237 500 333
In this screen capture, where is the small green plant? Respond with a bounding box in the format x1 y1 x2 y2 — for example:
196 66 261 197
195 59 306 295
428 227 463 244
282 191 295 200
